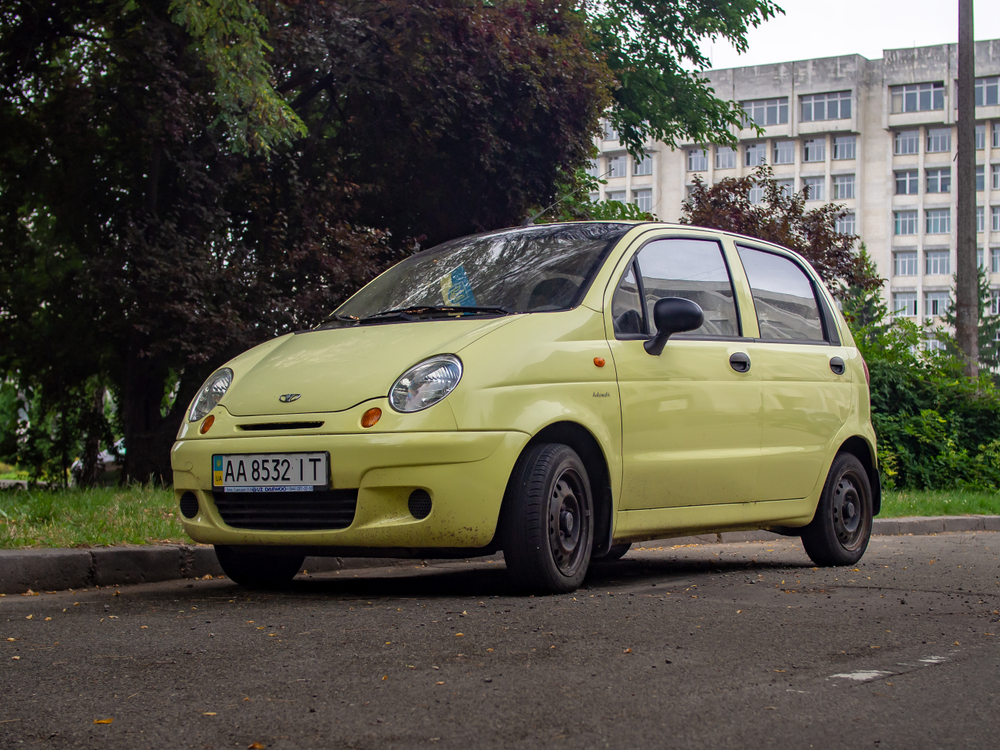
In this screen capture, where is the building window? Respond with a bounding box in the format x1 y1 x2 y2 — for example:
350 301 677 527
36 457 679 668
979 206 986 233
802 138 825 162
773 140 794 164
993 165 1000 190
741 97 788 126
891 82 944 113
895 170 919 195
715 146 736 170
606 190 626 202
745 142 767 167
894 130 919 155
992 289 1000 317
993 206 1000 233
925 291 950 317
894 251 917 276
633 155 652 176
979 248 986 269
607 155 626 178
926 128 951 153
977 165 985 192
925 250 950 275
603 121 619 142
836 212 856 235
976 124 986 150
926 208 951 235
995 123 1000 149
893 292 917 317
926 167 951 194
975 76 1000 107
894 210 918 235
633 189 652 212
776 179 794 198
925 334 946 352
803 176 825 201
687 148 708 172
993 247 1000 273
833 135 856 160
585 159 599 178
832 174 855 200
800 91 852 121
749 183 765 204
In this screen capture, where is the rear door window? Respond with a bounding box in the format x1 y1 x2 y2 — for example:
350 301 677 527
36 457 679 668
736 245 825 342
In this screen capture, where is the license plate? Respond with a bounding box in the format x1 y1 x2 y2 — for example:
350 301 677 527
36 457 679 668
212 453 329 492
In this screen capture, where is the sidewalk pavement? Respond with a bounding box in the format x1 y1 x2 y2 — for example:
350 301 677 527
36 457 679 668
2 516 998 595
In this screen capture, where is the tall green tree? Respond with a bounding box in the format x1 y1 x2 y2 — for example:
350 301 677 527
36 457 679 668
0 1 785 483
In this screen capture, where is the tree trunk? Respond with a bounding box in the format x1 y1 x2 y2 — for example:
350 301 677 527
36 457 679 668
120 348 175 486
77 385 105 488
955 0 978 378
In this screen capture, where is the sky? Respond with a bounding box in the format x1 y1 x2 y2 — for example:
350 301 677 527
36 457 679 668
698 0 1000 70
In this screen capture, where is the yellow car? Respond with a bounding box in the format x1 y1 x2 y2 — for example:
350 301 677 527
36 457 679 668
172 222 879 594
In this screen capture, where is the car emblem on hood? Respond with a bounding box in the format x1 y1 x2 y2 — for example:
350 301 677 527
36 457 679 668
279 393 301 403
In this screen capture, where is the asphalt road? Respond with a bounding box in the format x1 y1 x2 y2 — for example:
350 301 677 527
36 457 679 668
3 533 999 750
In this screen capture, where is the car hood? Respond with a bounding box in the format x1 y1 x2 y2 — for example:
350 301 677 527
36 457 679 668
221 317 516 417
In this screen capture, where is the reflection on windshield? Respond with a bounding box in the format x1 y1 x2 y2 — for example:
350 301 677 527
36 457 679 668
327 223 632 325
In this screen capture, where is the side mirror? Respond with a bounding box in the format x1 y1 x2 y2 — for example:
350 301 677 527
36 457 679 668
643 297 704 355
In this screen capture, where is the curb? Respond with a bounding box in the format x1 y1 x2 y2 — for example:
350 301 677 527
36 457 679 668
1 516 998 595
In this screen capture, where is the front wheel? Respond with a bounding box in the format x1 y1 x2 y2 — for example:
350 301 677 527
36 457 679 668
214 545 305 588
501 443 594 594
801 453 873 566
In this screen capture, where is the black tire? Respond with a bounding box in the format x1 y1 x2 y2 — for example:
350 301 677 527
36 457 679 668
501 443 594 594
801 453 873 566
214 545 304 588
602 542 632 561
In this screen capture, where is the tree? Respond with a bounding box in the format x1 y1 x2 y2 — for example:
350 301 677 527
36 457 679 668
0 1 786 484
679 165 882 296
588 0 782 156
941 267 1000 377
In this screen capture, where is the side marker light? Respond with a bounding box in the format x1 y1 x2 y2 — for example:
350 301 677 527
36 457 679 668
200 415 215 435
361 408 382 428
594 357 606 367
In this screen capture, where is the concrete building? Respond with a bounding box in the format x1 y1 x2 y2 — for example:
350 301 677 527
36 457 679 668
592 40 1000 330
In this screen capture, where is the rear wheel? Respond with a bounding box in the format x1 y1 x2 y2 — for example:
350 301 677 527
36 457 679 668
801 453 873 566
214 545 304 588
501 444 594 594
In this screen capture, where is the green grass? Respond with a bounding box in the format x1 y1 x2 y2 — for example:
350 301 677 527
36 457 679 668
0 486 997 550
0 485 185 549
880 489 1000 518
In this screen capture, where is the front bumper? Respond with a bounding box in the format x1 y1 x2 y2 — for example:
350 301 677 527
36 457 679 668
172 429 528 549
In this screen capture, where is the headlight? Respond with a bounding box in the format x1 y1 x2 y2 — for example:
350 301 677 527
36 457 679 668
188 368 234 422
389 355 463 413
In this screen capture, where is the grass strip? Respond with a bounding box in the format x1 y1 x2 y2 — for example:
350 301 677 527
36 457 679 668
879 489 1000 518
0 486 184 549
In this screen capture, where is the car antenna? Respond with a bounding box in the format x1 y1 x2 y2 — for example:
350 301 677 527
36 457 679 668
522 168 613 227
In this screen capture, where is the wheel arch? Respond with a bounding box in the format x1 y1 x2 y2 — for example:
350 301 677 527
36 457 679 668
838 435 881 516
495 421 615 557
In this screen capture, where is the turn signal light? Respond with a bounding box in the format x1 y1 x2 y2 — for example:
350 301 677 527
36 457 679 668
594 357 606 367
200 415 215 434
361 407 382 428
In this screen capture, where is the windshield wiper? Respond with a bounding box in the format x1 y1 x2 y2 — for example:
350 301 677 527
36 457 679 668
314 313 361 329
359 305 514 322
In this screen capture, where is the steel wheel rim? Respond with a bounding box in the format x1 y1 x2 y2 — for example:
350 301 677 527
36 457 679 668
832 470 867 550
548 467 588 574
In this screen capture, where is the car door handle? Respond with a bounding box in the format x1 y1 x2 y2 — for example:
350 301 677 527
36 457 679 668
830 356 846 375
729 352 751 373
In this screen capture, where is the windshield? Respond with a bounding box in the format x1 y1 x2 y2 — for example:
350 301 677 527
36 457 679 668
325 223 632 326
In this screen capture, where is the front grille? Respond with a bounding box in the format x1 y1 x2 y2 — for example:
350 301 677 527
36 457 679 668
213 489 358 531
238 421 324 431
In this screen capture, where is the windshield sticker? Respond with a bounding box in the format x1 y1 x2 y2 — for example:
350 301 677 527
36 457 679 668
439 265 477 307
